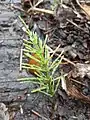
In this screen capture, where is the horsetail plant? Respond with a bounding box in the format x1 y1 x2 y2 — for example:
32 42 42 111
19 16 64 97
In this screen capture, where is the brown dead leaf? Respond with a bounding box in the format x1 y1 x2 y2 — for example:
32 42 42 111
66 78 90 104
67 84 90 104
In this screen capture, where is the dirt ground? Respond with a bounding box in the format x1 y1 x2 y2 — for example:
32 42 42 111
0 0 90 120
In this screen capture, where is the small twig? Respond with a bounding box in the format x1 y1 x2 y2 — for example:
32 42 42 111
31 110 48 120
11 3 54 15
44 28 55 34
11 4 31 16
67 19 89 33
63 57 76 66
71 2 83 18
47 45 76 66
70 78 88 87
28 0 33 7
27 7 54 15
11 4 25 12
34 0 44 7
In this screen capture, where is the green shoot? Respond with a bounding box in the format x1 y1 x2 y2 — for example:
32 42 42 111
19 16 65 97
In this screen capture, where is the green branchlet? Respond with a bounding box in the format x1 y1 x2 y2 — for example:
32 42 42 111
19 16 64 97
